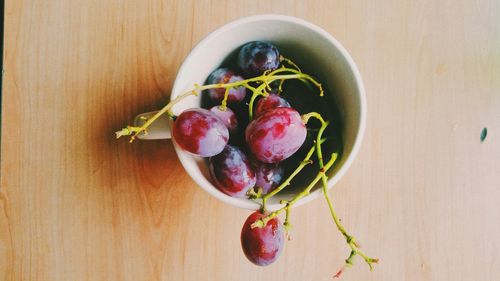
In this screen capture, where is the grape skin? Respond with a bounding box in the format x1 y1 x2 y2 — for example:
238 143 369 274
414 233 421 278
241 211 284 266
255 94 291 117
207 68 246 104
250 159 284 194
245 107 307 163
237 41 280 76
172 108 229 157
209 145 256 198
209 106 239 134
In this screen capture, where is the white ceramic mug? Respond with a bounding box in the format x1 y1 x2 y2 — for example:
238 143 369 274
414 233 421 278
134 14 366 211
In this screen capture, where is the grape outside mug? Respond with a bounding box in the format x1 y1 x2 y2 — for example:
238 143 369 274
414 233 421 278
133 14 366 211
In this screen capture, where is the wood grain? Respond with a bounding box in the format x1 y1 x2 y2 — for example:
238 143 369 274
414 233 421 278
2 0 500 280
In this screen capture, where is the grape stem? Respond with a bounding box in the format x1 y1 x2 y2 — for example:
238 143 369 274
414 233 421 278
280 55 302 72
115 89 199 142
219 87 231 111
115 67 323 142
251 152 338 228
303 112 379 277
261 138 326 210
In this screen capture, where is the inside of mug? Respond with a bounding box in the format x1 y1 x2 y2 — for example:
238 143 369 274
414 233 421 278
171 16 364 210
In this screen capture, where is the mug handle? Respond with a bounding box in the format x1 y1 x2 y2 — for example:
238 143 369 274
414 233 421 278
133 111 171 140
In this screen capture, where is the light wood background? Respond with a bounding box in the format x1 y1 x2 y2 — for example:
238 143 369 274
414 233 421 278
2 0 500 280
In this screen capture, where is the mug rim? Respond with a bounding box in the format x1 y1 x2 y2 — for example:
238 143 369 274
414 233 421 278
170 14 367 210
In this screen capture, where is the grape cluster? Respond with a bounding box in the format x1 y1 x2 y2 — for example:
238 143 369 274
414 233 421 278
117 41 377 275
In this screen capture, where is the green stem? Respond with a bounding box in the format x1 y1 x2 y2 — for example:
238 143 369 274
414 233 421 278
284 206 291 228
324 189 378 271
302 112 329 170
219 87 230 111
280 55 302 72
305 112 379 273
115 89 198 142
248 85 268 120
251 152 338 228
262 138 326 209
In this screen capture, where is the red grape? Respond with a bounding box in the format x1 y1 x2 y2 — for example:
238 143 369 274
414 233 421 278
245 107 306 163
255 94 291 117
209 106 239 134
209 145 256 198
241 211 284 266
207 68 246 104
237 41 280 76
251 159 284 194
172 108 229 157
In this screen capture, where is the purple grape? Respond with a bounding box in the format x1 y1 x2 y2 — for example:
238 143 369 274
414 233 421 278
255 94 291 117
237 41 280 76
209 145 256 198
209 106 239 134
251 160 285 194
207 68 246 104
241 211 284 266
172 108 229 157
245 107 306 163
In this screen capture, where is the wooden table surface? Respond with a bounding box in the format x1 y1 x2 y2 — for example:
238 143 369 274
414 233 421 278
2 1 500 280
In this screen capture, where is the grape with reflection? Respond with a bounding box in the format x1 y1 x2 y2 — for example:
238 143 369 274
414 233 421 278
209 145 256 198
207 68 246 104
255 94 291 117
251 159 284 194
241 211 284 266
209 106 239 134
237 41 280 76
245 107 306 163
172 108 229 157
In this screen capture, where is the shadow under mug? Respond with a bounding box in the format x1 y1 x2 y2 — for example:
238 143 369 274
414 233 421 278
133 14 366 211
